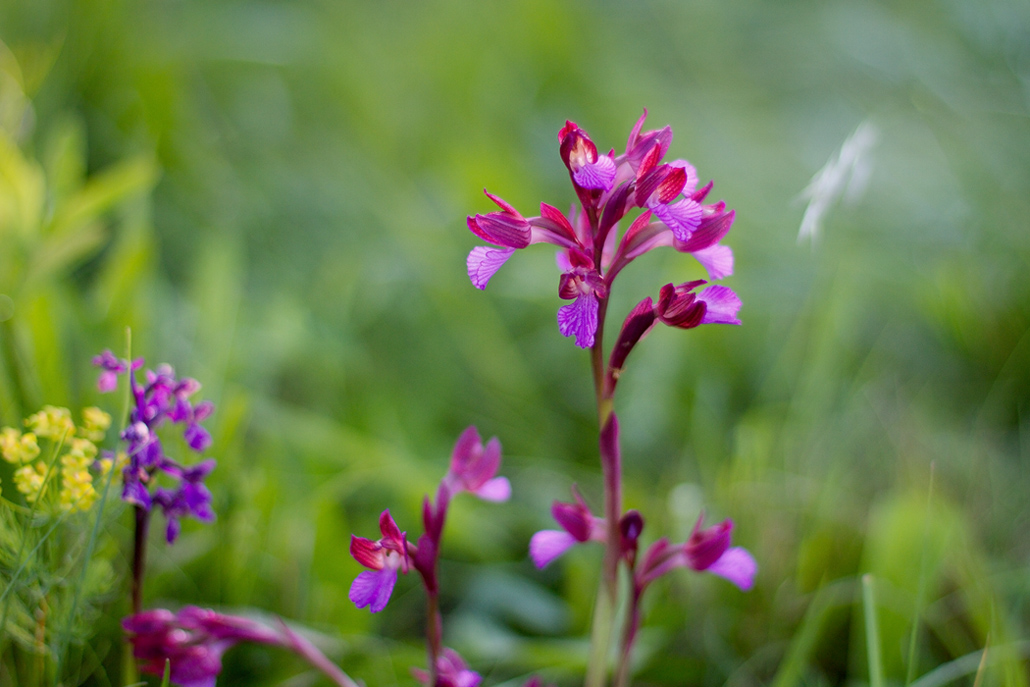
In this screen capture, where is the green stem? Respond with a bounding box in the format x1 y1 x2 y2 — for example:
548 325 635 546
613 585 641 687
585 590 615 687
586 290 620 687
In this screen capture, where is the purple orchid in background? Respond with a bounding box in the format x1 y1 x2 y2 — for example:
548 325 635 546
530 488 605 569
636 514 757 592
466 110 740 350
349 509 411 613
93 351 216 543
123 606 357 687
441 425 511 502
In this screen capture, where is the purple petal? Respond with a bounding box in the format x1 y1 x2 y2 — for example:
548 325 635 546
529 530 577 569
349 567 397 613
678 208 735 252
182 458 217 482
467 247 516 290
122 479 152 509
667 159 699 193
573 155 617 191
557 294 598 349
691 244 734 280
469 212 531 248
707 546 757 590
165 516 181 544
697 286 742 325
97 370 118 393
184 423 212 452
552 499 593 542
472 476 511 502
649 198 702 242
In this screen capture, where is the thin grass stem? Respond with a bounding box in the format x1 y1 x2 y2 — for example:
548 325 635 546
863 574 884 687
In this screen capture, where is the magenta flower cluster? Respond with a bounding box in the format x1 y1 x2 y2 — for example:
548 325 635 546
466 111 740 349
93 351 216 543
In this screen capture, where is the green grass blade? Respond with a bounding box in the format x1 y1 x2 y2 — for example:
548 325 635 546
770 578 856 687
906 464 936 686
863 574 884 687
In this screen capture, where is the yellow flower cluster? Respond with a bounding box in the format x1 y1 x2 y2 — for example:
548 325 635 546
0 427 40 463
25 406 76 441
1 406 112 512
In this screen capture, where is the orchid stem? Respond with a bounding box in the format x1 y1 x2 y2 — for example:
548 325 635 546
131 505 149 615
586 291 622 687
426 589 443 682
614 585 642 687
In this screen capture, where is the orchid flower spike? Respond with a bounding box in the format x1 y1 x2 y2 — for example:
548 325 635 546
467 110 739 350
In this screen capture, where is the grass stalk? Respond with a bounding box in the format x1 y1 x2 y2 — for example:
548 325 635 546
905 463 936 686
862 574 884 687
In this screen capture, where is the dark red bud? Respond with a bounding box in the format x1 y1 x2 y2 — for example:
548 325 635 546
620 510 644 544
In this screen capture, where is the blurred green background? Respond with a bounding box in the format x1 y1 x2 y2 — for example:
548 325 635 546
1 0 1029 684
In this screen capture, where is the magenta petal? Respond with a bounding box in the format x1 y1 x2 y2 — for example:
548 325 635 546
349 568 397 613
650 198 702 242
707 546 757 590
97 370 118 393
529 530 577 568
557 294 598 348
691 244 734 280
468 247 516 290
472 476 511 502
574 155 617 191
667 159 699 193
697 285 742 325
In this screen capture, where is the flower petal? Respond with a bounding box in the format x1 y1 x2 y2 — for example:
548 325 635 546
529 530 577 569
650 197 702 242
469 212 531 248
557 294 599 349
697 285 742 325
467 247 516 290
667 159 699 194
350 535 384 569
184 423 211 452
472 476 511 502
706 546 757 590
349 567 397 613
678 205 733 252
97 370 118 393
573 154 617 191
691 245 734 280
684 517 732 571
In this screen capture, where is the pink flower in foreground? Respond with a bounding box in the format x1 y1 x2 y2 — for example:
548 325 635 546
124 607 356 687
349 510 411 613
636 514 757 591
529 487 606 568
